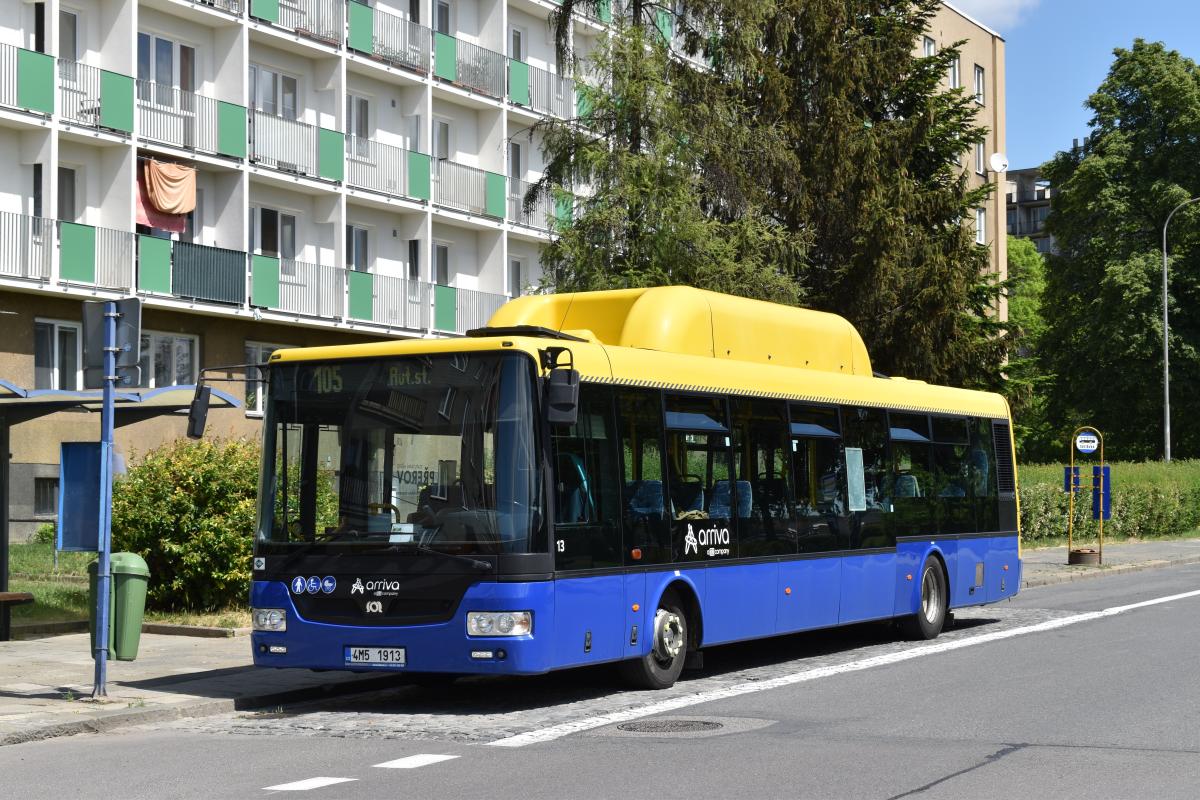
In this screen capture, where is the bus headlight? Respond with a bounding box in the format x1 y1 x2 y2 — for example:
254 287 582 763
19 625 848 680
252 608 287 632
467 611 531 637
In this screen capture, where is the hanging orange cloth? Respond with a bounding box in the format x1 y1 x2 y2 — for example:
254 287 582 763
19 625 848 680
136 167 186 233
144 159 196 215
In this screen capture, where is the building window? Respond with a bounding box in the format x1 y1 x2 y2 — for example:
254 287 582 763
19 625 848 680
509 257 523 298
245 342 287 415
974 65 985 105
248 64 298 119
346 93 370 157
57 166 76 222
34 320 81 390
975 142 986 175
435 0 451 35
923 36 935 58
509 142 522 184
975 208 986 245
408 239 421 282
1006 209 1017 233
346 225 369 272
137 331 198 388
34 477 59 516
434 119 451 160
434 242 449 285
251 207 297 274
510 27 524 61
949 56 960 89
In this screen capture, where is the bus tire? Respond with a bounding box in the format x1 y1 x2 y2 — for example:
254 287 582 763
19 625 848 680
618 593 687 690
902 557 947 640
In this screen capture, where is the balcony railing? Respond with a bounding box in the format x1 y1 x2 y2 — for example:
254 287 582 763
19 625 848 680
529 64 572 118
455 285 507 333
190 0 242 14
137 82 221 154
173 241 247 304
275 0 344 45
279 259 346 318
57 60 134 134
0 43 55 115
249 111 317 176
346 136 411 198
432 159 505 218
374 272 429 330
350 3 430 74
508 179 554 231
55 221 134 290
435 36 506 99
0 211 52 281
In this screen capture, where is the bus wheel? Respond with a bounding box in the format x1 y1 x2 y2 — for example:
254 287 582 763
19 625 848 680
902 558 947 640
618 593 687 690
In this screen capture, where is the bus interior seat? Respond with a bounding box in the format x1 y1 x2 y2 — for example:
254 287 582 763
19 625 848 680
755 477 790 518
626 480 664 520
408 483 465 523
670 481 705 516
709 480 752 519
894 474 921 498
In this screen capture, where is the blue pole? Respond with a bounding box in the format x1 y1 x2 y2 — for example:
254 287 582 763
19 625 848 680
92 301 116 698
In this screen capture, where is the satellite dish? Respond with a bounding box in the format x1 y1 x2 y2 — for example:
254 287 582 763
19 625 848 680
989 152 1009 173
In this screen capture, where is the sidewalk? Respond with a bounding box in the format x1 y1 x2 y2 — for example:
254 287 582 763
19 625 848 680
2 538 1198 747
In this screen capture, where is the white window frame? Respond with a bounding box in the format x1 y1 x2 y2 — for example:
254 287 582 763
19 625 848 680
346 223 370 272
509 256 524 298
509 141 522 183
434 240 450 285
974 64 985 105
33 318 82 390
975 141 986 176
435 0 452 36
923 36 935 58
975 207 986 245
138 330 199 389
59 8 79 61
250 205 299 275
949 56 961 90
510 25 525 61
248 63 300 119
244 341 289 416
433 117 452 160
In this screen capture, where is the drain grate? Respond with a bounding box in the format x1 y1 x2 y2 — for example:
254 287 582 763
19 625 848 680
617 719 724 734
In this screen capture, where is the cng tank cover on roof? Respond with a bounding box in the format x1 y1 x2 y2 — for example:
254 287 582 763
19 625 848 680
485 286 873 376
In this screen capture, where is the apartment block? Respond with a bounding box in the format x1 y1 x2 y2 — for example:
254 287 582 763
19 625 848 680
1006 167 1055 254
0 0 610 537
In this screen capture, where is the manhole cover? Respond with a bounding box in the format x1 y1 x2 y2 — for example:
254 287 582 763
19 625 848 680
616 719 723 734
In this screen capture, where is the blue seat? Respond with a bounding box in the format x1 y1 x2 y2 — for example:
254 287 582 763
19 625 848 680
709 480 752 519
627 480 664 520
894 474 921 498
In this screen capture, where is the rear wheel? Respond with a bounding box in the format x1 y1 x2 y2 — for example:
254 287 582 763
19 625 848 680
618 593 688 690
902 558 947 640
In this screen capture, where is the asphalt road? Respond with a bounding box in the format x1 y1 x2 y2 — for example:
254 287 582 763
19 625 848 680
3 563 1199 799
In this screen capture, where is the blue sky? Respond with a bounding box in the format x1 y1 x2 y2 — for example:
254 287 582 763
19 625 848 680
952 0 1200 170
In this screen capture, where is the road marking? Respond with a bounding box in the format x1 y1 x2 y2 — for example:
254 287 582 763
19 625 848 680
488 588 1200 748
263 777 357 791
373 754 460 769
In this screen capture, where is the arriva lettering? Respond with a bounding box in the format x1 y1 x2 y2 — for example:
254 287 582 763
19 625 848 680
685 523 730 556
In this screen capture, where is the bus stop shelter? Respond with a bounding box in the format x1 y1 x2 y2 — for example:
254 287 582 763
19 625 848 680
0 381 240 640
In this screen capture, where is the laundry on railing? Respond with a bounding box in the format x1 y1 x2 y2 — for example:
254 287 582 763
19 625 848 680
136 166 186 233
145 159 197 214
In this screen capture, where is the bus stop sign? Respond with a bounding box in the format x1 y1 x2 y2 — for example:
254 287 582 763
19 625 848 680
1075 432 1099 454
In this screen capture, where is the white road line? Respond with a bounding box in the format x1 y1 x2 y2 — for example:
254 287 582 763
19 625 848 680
488 587 1200 748
263 777 358 791
373 754 460 769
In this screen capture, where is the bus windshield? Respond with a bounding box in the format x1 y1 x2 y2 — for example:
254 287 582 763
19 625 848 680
258 353 542 555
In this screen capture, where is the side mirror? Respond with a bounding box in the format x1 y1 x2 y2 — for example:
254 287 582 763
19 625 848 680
544 368 580 426
186 385 212 439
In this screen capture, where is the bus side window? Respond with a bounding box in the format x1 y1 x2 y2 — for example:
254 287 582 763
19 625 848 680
931 415 974 534
732 398 794 557
789 404 845 553
888 412 932 538
664 394 735 562
617 390 672 565
971 418 999 532
551 387 622 570
841 406 892 548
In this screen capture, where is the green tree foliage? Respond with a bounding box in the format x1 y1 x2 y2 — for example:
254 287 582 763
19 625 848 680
1005 235 1056 460
1042 40 1200 459
536 1 1008 388
112 438 260 611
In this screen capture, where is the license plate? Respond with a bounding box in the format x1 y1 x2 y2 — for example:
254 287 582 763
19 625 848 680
344 646 407 667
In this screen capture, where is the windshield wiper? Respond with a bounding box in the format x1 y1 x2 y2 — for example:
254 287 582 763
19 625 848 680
393 543 492 572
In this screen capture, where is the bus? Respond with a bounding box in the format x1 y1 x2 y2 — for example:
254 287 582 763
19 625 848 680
241 287 1020 689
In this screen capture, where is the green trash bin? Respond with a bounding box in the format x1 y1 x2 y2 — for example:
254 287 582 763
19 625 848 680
88 553 150 661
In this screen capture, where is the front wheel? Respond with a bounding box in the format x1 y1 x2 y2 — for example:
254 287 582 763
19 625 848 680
618 595 687 690
901 558 947 640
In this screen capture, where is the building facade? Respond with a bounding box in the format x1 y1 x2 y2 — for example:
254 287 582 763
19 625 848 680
1006 167 1055 254
0 0 612 538
924 2 1008 318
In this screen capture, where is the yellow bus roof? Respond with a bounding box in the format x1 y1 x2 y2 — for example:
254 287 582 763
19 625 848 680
269 288 1009 419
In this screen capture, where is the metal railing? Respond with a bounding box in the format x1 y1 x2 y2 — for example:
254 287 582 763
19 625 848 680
58 59 102 128
431 159 488 215
345 136 410 198
278 0 344 45
1007 189 1051 204
94 225 135 291
454 39 506 98
455 285 507 334
279 259 346 318
137 81 222 155
529 63 572 118
189 0 241 13
508 179 554 231
371 8 430 73
0 43 19 111
373 272 429 330
1007 220 1047 236
249 110 317 176
0 211 52 281
173 241 247 305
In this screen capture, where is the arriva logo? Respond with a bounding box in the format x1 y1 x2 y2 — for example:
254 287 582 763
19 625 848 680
351 578 365 595
685 523 730 556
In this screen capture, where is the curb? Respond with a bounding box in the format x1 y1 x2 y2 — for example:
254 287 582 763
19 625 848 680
1021 554 1200 588
141 624 251 638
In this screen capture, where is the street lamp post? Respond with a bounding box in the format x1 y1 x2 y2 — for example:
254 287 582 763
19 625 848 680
1161 197 1200 462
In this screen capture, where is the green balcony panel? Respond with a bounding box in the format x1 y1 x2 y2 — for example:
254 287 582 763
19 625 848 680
347 270 374 320
251 0 279 23
599 0 612 23
137 236 172 293
554 193 574 230
100 70 134 133
251 255 281 309
434 284 457 331
407 151 431 200
348 1 374 54
434 33 457 82
508 60 530 106
575 82 592 121
656 9 674 41
217 102 247 159
16 49 54 114
318 128 344 181
60 223 96 283
485 172 506 219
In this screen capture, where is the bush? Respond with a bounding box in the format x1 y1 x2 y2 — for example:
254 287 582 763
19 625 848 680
32 522 56 545
112 438 260 611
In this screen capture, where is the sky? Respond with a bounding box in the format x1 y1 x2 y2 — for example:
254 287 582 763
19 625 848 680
950 0 1200 170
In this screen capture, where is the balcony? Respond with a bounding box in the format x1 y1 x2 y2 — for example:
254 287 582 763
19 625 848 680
432 283 507 334
137 82 248 159
347 1 430 75
345 136 430 202
1007 189 1051 204
0 212 52 282
509 61 572 118
58 60 134 134
433 34 506 99
59 222 135 291
507 178 555 231
431 159 506 219
1007 220 1047 236
169 241 248 304
251 0 344 46
249 111 344 181
185 0 242 14
0 43 55 116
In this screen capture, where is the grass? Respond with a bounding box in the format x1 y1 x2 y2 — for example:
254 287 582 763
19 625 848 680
8 542 248 629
